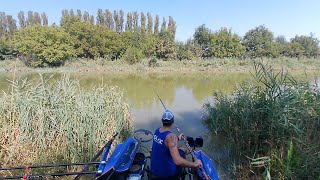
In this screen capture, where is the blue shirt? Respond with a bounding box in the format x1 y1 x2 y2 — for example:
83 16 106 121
151 128 177 178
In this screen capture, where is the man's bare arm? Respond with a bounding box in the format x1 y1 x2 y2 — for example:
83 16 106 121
166 133 198 168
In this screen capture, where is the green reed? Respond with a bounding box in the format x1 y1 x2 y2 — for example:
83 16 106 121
0 74 133 172
204 62 320 179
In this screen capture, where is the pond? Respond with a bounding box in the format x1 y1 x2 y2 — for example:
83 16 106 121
0 70 318 179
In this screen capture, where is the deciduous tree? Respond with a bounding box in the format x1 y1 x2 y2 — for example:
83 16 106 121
41 12 48 26
125 12 132 32
154 15 159 34
147 13 153 34
18 11 26 28
242 25 278 58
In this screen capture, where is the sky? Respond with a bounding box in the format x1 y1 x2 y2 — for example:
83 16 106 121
1 0 320 42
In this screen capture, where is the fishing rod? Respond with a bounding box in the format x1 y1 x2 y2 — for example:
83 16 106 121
199 149 237 179
175 125 210 180
153 89 167 111
0 171 96 179
153 89 210 180
74 132 118 180
0 162 100 171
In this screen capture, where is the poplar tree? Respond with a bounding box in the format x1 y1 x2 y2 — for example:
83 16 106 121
90 15 94 25
6 15 17 35
41 12 48 26
161 17 166 33
70 9 75 19
0 12 6 36
61 9 68 19
147 12 153 34
34 12 41 25
140 12 146 33
113 10 119 32
97 9 105 25
60 9 69 27
83 11 90 23
133 11 139 32
105 10 114 30
27 11 34 26
76 9 82 21
168 16 176 38
154 15 159 34
119 10 124 32
18 11 26 28
125 12 132 32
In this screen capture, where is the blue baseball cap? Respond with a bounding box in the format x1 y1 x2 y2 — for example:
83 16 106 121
161 110 174 124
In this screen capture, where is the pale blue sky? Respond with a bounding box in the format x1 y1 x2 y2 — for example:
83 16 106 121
1 0 319 41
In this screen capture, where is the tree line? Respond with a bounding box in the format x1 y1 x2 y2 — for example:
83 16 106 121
0 9 319 67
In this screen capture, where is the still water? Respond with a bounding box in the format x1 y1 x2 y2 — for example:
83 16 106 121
0 71 318 179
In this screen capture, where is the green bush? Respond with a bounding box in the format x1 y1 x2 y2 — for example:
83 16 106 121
148 56 159 67
12 25 75 67
122 47 144 64
0 38 15 60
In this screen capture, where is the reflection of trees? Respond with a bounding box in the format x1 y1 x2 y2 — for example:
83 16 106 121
187 73 251 102
2 71 317 110
0 72 251 109
74 73 176 109
106 74 176 109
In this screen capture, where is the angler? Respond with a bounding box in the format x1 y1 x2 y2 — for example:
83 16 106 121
150 110 203 179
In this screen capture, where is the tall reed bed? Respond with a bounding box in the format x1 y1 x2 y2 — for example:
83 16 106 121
204 62 320 179
0 74 133 171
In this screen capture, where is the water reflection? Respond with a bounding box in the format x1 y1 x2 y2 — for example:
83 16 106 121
0 71 318 179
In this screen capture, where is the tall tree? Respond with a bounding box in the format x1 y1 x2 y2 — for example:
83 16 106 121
147 12 153 34
119 10 124 32
113 10 119 32
140 12 146 33
41 12 48 26
133 11 139 32
168 16 176 38
83 11 90 23
154 15 159 34
34 12 41 25
90 15 94 25
161 17 166 33
70 9 75 19
97 9 105 25
18 11 26 28
0 12 6 36
105 10 114 30
60 9 69 27
76 9 82 21
125 12 132 32
193 24 211 48
7 15 17 33
62 9 69 18
27 11 34 26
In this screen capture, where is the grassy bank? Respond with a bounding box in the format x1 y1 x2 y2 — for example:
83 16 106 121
0 57 319 74
0 75 133 175
203 62 320 179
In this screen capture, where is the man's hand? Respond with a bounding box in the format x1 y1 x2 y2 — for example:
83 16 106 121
194 159 203 168
178 133 184 141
